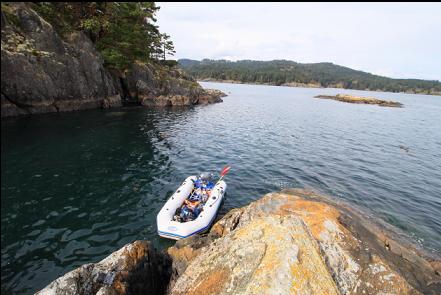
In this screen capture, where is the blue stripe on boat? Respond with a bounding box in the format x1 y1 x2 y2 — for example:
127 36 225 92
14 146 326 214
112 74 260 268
158 208 218 239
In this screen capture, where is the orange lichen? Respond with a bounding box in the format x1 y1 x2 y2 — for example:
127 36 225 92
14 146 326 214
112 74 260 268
168 191 435 295
187 268 229 295
210 222 225 237
167 245 199 264
315 94 403 107
290 247 339 294
233 214 338 294
112 279 127 294
118 241 150 269
247 220 287 281
276 197 341 239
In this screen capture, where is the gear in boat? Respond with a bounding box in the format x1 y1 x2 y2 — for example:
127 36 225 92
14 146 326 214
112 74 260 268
157 166 230 240
173 172 215 222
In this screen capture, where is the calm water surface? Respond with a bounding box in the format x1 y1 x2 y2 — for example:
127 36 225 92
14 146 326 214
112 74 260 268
2 82 441 293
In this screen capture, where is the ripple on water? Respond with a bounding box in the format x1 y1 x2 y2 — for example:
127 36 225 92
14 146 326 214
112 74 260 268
1 83 441 294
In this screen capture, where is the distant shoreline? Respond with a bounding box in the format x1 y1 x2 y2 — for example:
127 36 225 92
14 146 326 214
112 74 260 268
198 79 441 96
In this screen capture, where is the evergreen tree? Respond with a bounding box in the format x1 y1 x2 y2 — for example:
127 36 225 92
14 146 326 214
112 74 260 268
33 2 174 70
178 59 441 95
160 33 175 60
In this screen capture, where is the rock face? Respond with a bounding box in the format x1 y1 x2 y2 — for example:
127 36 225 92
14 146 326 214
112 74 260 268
124 62 225 107
36 240 172 295
167 189 440 295
37 189 440 294
1 3 225 118
1 3 121 117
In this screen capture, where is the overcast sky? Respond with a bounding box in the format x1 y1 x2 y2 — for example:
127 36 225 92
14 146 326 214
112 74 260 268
156 2 441 80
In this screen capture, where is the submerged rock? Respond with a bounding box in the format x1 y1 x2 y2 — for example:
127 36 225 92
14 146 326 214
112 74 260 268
38 190 440 294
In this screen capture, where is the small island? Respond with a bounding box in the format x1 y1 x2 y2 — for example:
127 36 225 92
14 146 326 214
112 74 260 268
314 94 403 107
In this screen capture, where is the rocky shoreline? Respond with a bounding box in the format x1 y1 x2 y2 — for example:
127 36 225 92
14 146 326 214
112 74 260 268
1 3 225 118
37 189 441 295
315 94 403 107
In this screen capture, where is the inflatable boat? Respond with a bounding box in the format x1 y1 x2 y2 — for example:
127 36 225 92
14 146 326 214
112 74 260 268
157 167 230 240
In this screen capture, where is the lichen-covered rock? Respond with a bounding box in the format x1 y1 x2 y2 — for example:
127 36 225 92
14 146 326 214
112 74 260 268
315 94 403 107
37 190 440 294
124 62 225 107
1 3 122 117
197 88 226 104
168 190 441 295
1 3 224 118
170 214 339 295
36 240 171 295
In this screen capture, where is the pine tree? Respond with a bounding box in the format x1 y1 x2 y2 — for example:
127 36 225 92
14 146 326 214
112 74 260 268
33 2 175 70
160 33 175 60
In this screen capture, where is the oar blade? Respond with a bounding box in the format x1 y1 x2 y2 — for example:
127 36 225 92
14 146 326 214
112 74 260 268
220 165 231 177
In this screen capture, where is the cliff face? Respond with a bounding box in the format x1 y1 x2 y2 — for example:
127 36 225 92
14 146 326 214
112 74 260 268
37 189 441 295
1 3 121 117
1 3 224 118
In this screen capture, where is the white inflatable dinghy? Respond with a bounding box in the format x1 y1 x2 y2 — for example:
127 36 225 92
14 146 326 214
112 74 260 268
157 167 230 240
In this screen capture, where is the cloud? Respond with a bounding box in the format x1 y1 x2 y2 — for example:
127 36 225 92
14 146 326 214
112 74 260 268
156 2 441 80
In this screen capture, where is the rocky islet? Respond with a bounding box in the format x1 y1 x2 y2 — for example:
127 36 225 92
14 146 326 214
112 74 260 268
314 94 403 107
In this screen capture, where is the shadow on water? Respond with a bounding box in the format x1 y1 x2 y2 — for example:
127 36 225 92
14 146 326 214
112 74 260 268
1 106 198 294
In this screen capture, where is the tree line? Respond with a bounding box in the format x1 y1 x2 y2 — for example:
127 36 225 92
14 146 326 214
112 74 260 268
178 59 441 95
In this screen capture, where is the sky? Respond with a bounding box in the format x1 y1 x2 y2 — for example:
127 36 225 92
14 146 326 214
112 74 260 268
156 2 441 80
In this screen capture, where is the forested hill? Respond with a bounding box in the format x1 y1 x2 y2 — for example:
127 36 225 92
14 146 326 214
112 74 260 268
178 59 441 95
